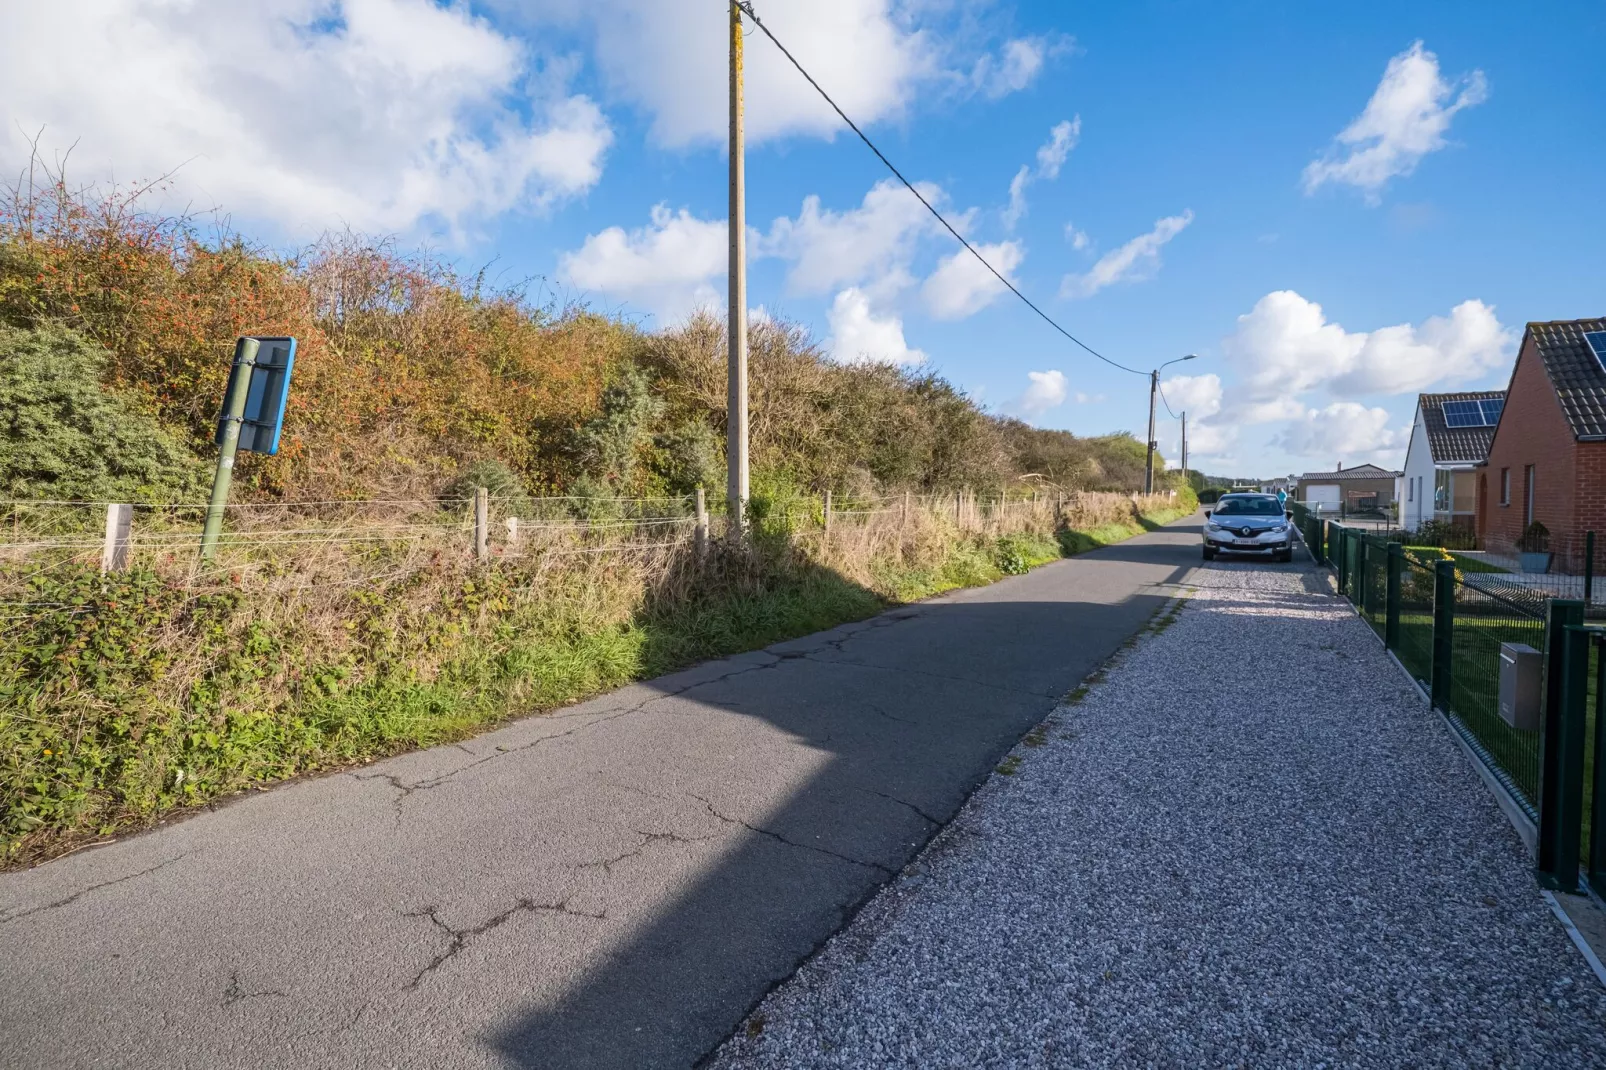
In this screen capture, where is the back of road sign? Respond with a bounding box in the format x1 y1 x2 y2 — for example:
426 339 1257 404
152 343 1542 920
215 336 296 455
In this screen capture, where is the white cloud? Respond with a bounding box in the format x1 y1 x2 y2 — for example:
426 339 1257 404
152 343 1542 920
826 288 926 365
921 241 1023 320
1061 210 1193 298
970 36 1062 99
1222 290 1516 402
559 204 726 321
1277 402 1408 462
546 0 929 147
1073 391 1106 404
1016 370 1069 418
1035 117 1081 178
1064 223 1090 250
1 0 612 236
759 179 940 297
1160 373 1223 420
1004 166 1032 231
1003 116 1079 230
1303 41 1488 200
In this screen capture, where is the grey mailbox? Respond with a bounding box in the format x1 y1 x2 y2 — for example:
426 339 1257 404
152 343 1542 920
1498 643 1541 732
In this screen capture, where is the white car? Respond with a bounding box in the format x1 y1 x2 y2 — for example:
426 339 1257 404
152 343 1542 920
1202 493 1295 563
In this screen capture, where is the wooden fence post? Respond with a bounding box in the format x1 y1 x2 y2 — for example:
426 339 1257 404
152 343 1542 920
695 487 709 561
101 503 133 573
823 489 833 535
474 487 489 562
902 491 910 528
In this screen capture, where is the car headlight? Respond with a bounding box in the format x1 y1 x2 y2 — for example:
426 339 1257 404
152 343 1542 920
1271 523 1288 533
1207 523 1225 532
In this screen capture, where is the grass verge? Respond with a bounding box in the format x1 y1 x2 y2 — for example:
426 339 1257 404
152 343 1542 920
2 496 1192 865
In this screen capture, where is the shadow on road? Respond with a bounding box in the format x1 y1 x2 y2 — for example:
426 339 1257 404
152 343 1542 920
485 536 1199 1068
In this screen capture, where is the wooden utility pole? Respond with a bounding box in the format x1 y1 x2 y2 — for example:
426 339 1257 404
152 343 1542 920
726 1 750 536
1143 369 1158 495
1181 411 1188 477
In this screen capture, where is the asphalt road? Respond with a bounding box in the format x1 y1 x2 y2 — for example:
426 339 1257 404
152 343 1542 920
0 513 1246 1070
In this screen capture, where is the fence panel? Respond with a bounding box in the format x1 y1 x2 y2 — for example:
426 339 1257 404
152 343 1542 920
1394 556 1435 685
1361 536 1387 639
1444 579 1547 809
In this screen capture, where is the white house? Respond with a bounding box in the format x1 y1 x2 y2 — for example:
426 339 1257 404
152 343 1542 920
1400 390 1505 532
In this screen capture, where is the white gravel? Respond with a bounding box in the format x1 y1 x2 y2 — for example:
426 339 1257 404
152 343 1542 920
710 561 1606 1069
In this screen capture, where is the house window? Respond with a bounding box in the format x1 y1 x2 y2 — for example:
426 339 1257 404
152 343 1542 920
1524 465 1535 526
1407 479 1414 502
1434 470 1450 512
1500 468 1509 506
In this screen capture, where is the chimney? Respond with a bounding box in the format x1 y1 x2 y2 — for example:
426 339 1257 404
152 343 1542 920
1336 460 1342 471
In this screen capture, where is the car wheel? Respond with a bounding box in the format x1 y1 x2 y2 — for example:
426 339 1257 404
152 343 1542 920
1275 548 1293 563
1202 545 1217 561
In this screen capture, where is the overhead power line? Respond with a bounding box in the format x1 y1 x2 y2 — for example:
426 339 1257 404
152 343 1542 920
1156 380 1180 420
736 2 1146 379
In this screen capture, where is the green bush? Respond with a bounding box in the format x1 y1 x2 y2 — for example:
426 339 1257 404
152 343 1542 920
0 323 205 501
439 458 529 514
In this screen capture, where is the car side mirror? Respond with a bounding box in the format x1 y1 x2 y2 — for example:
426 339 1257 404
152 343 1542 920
1203 509 1212 518
1286 510 1293 519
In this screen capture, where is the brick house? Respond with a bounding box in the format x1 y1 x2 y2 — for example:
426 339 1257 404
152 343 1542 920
1476 318 1606 571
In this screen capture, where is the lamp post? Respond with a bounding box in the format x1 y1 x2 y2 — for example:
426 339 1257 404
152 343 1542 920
1145 354 1197 494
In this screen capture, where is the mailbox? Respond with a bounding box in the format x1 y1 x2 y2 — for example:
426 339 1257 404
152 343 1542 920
1498 643 1541 732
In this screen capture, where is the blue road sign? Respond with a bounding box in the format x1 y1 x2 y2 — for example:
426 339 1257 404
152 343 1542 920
215 336 296 455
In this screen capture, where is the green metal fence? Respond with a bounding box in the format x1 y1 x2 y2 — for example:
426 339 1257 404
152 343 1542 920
1317 521 1599 892
1444 581 1547 807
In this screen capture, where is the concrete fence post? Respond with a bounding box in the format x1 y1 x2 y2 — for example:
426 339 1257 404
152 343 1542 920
902 491 911 528
695 487 709 561
101 503 133 573
474 487 489 562
504 517 520 548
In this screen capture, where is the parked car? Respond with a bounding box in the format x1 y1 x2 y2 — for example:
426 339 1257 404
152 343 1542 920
1202 493 1295 563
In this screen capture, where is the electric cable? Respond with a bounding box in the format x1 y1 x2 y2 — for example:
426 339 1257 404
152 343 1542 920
736 2 1146 378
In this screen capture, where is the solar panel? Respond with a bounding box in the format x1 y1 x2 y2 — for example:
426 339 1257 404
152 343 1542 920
1586 331 1606 374
1442 400 1487 427
1479 397 1504 425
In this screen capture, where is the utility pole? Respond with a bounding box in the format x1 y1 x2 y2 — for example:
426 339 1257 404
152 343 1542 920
1180 411 1188 478
1143 369 1158 495
726 0 750 535
1145 354 1198 496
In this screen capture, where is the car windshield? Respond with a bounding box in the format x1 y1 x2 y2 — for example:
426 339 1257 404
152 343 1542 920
1214 497 1282 516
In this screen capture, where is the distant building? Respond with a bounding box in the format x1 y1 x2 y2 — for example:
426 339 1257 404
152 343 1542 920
1400 390 1505 532
1296 463 1402 514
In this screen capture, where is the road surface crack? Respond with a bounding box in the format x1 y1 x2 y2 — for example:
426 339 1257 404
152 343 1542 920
580 828 722 875
355 656 786 816
687 793 893 876
221 972 288 1008
0 853 193 926
402 897 605 991
861 788 943 826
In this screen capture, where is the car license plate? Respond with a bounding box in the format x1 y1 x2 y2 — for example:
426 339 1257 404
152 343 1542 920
1233 540 1261 548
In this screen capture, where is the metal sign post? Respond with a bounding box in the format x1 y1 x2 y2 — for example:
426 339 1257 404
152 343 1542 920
200 336 297 560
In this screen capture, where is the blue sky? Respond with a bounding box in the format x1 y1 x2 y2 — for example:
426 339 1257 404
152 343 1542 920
5 1 1604 477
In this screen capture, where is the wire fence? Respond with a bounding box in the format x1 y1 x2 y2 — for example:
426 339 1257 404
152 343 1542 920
1306 516 1604 893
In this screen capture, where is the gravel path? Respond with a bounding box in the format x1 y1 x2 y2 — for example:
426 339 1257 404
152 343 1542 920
711 561 1606 1069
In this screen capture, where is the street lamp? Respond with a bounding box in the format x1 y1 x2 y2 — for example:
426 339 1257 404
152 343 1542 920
1145 354 1197 494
